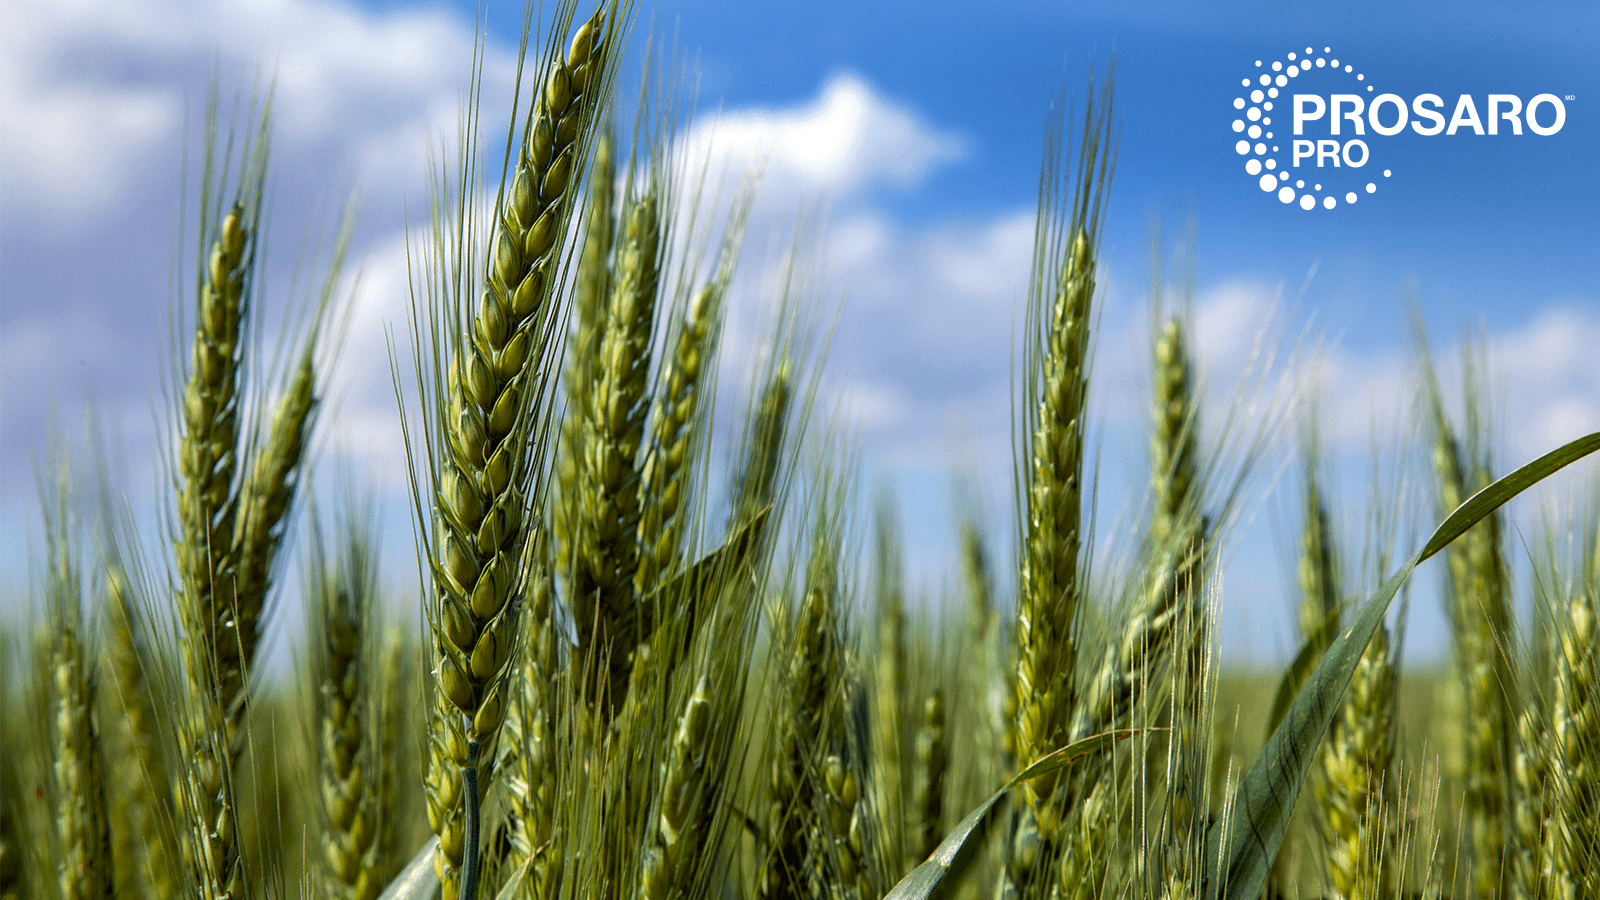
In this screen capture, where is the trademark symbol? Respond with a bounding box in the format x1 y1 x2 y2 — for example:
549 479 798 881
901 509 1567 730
1566 95 1576 101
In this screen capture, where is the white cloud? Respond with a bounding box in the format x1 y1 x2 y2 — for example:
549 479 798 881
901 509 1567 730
1305 302 1600 464
0 0 506 224
679 72 967 207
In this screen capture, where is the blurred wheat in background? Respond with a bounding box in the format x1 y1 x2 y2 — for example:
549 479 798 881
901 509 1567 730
3 3 1598 900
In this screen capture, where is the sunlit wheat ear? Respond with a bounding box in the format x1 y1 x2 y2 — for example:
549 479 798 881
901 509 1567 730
105 565 179 900
910 689 949 864
1315 621 1398 900
869 491 910 872
41 503 113 900
571 184 662 713
419 6 619 897
233 346 319 644
1006 66 1113 900
306 505 394 900
731 362 795 533
1416 335 1514 900
639 676 711 900
557 129 616 587
493 527 556 900
633 277 726 600
761 495 850 900
175 191 256 900
1535 500 1599 900
1146 312 1211 850
1296 427 1341 654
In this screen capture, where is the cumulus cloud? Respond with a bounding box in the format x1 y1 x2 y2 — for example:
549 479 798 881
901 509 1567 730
679 72 967 203
0 0 503 224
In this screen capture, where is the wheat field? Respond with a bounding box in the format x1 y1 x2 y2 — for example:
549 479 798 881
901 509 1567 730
3 3 1597 900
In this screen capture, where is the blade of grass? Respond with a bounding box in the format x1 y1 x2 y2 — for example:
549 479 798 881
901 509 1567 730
1203 430 1600 900
884 729 1141 900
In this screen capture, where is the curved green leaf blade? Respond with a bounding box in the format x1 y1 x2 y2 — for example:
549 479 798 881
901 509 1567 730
1204 431 1599 900
1264 604 1342 736
884 729 1140 900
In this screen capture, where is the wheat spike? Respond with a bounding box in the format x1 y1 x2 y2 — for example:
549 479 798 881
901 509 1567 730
1424 371 1514 900
640 676 713 900
233 349 318 647
1007 72 1113 898
52 616 113 900
424 9 615 896
571 185 662 711
634 280 723 598
731 363 794 532
556 130 616 585
104 567 178 900
1545 516 1598 900
174 199 254 900
911 690 949 863
308 514 394 900
761 514 847 900
1316 622 1398 900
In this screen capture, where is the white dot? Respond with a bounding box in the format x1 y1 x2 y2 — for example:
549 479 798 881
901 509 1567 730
1279 186 1296 203
1260 74 1271 85
1248 107 1261 121
1296 180 1305 188
1266 159 1278 170
1248 124 1262 138
1280 171 1289 179
1314 184 1322 190
1237 140 1251 155
1251 89 1264 103
1384 169 1391 177
1323 196 1336 208
1323 46 1331 52
1255 143 1267 154
1357 73 1364 80
1242 78 1251 86
1331 59 1339 67
1273 145 1279 151
1345 192 1357 203
1246 159 1263 175
1367 85 1373 91
1268 87 1279 98
1366 182 1376 193
1260 173 1278 191
1300 195 1316 210
1288 52 1297 60
1316 58 1326 68
1345 65 1353 72
1276 74 1288 87
1264 118 1272 126
1287 66 1299 77
1255 60 1263 66
1234 97 1246 109
1263 101 1273 111
1305 46 1313 54
1273 61 1283 71
1233 120 1245 132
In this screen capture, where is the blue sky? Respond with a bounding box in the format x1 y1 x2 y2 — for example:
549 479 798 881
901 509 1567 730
2 0 1596 664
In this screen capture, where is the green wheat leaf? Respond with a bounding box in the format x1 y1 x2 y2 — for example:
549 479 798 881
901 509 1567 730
884 729 1140 900
1204 430 1600 900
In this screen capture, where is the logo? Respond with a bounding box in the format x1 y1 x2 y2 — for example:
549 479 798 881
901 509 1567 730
1232 46 1568 210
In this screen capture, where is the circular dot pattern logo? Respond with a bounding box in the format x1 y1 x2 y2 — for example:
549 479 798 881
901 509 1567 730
1233 47 1393 210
